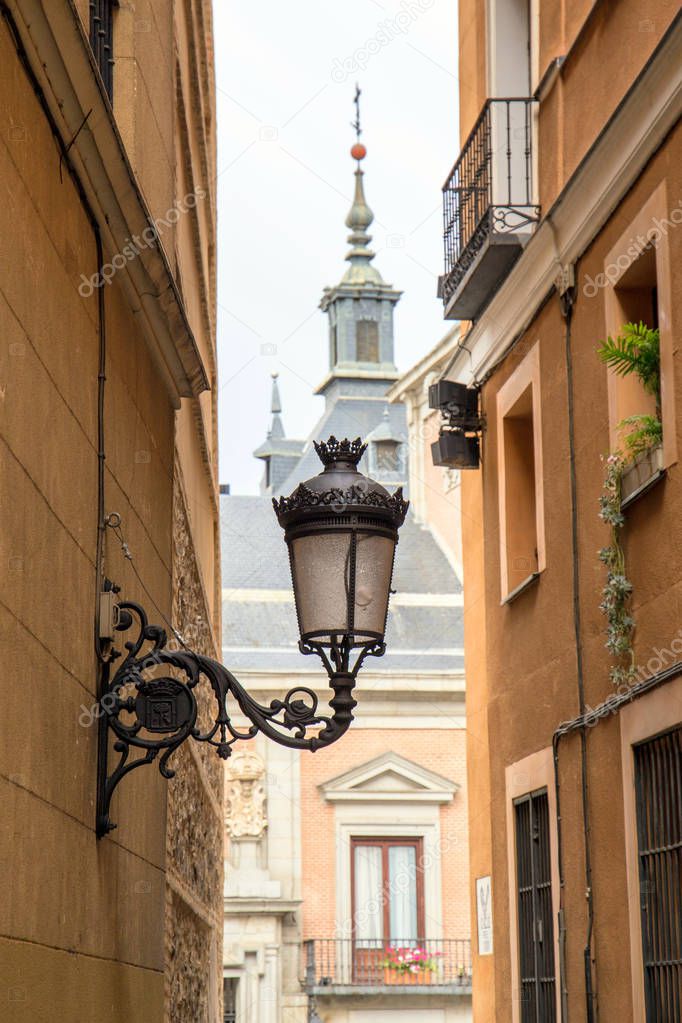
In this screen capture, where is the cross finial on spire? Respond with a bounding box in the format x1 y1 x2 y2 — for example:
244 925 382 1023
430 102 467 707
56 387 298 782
345 86 376 273
352 83 362 142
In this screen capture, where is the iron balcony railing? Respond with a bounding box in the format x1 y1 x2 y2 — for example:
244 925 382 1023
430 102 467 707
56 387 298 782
441 98 539 306
303 938 472 990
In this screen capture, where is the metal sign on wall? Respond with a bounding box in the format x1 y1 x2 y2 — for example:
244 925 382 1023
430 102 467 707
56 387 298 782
476 875 493 956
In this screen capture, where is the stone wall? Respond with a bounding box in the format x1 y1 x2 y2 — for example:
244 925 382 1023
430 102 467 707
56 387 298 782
166 469 224 1021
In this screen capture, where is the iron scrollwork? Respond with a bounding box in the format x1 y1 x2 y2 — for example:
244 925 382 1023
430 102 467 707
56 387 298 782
96 601 380 837
272 482 409 520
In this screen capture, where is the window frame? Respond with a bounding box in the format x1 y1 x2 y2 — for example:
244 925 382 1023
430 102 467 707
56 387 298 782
356 319 380 363
513 789 557 1023
602 180 677 471
496 343 545 601
350 835 425 944
506 747 561 1023
372 439 401 476
620 674 682 1020
633 726 682 1021
223 976 237 1023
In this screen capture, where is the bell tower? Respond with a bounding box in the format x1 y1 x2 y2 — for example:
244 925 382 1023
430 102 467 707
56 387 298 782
317 88 402 403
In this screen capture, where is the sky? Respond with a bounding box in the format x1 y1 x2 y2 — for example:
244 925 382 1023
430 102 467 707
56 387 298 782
213 0 459 494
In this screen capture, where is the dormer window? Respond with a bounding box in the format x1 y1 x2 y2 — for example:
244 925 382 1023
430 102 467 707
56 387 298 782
374 439 400 474
366 409 404 478
357 320 379 363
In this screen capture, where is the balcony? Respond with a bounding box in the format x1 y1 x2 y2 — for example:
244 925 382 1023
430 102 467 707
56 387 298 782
440 98 539 321
303 938 472 996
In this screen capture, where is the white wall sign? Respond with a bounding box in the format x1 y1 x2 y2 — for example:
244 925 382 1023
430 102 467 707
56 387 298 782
476 875 493 956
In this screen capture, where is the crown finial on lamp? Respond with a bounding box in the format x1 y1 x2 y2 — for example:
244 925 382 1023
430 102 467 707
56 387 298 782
313 436 367 468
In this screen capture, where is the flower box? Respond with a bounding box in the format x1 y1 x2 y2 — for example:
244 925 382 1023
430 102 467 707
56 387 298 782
383 967 433 985
621 444 665 509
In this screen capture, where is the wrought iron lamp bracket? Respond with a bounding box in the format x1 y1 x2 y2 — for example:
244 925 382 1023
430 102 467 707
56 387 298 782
95 599 382 838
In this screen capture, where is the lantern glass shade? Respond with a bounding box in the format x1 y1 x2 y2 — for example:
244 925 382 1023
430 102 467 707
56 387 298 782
353 532 395 639
289 527 396 647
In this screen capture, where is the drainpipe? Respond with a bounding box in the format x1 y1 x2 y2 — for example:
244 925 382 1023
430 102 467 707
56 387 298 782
0 2 111 698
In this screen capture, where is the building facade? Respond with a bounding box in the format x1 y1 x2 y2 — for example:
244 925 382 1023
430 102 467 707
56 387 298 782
420 3 681 1022
0 2 221 1020
221 146 472 1023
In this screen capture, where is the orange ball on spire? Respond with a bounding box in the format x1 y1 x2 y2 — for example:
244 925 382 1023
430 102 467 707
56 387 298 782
351 142 367 161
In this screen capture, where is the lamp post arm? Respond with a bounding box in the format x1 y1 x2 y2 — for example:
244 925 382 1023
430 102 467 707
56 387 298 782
95 600 366 837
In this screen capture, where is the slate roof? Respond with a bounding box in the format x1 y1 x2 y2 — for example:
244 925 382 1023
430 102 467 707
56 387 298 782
278 395 408 494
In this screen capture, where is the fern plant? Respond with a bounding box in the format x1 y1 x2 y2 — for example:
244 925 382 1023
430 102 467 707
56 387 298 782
597 321 661 409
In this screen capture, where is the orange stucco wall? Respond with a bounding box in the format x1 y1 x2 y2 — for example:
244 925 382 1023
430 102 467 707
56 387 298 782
461 120 682 1021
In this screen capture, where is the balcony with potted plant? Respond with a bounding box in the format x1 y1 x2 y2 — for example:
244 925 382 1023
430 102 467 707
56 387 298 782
303 937 472 996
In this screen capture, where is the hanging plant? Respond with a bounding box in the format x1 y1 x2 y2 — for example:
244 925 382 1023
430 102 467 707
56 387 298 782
598 453 635 686
596 322 661 687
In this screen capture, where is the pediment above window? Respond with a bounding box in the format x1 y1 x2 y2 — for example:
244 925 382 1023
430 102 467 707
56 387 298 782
318 751 458 804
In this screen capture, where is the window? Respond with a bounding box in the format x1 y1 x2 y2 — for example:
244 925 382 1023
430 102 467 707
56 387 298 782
374 440 400 474
356 320 379 363
634 726 682 1022
89 1 117 100
487 0 533 95
513 790 556 1023
330 324 338 366
606 246 660 451
603 182 677 469
352 837 424 945
223 977 237 1023
497 344 544 600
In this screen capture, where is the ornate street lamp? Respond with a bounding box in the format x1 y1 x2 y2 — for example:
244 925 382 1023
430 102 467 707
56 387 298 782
96 436 407 837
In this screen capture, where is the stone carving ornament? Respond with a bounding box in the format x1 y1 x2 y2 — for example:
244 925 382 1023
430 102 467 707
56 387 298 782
225 751 268 838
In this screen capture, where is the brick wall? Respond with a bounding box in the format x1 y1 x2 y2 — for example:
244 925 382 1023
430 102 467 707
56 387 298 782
300 728 470 942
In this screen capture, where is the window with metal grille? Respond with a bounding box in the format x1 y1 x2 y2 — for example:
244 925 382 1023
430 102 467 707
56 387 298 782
356 320 379 363
89 1 117 100
634 726 682 1022
223 977 237 1023
514 789 556 1022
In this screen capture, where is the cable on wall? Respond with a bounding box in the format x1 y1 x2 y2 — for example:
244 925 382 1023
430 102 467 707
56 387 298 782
0 4 110 675
558 277 596 1023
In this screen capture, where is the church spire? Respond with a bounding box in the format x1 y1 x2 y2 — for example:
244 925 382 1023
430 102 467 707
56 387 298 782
343 85 382 285
253 374 304 493
269 373 284 440
317 88 402 399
